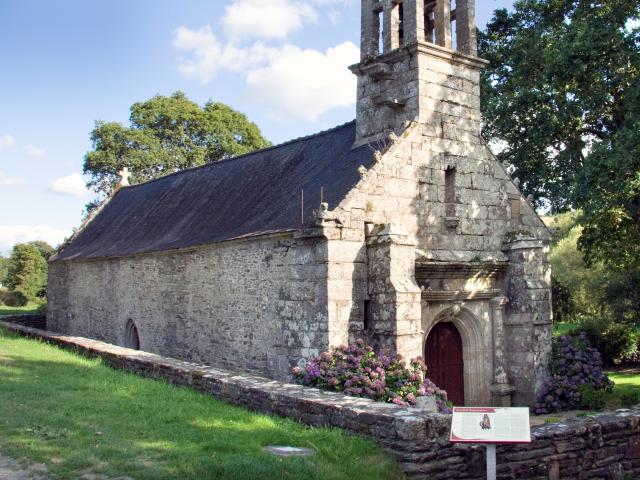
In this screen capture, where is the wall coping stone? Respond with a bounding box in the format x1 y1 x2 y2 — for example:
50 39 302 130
3 320 640 480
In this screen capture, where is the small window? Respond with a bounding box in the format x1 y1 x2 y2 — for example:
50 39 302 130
125 320 140 350
445 166 456 217
398 2 404 45
363 300 372 331
378 10 384 54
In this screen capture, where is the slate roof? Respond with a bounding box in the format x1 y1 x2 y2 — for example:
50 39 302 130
53 121 378 262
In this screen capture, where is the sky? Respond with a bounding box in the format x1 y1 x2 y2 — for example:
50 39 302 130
0 0 515 255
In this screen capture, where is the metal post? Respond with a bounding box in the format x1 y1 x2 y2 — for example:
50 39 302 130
486 444 496 480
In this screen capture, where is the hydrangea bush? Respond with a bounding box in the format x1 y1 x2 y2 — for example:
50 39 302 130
292 339 452 413
534 332 614 414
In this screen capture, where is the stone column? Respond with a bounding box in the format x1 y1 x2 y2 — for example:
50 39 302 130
366 223 423 361
490 296 516 406
383 0 401 52
455 0 477 55
434 0 452 49
361 0 379 58
503 236 553 405
402 0 425 44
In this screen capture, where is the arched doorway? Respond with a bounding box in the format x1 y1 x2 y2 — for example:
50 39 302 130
124 320 140 350
425 322 465 406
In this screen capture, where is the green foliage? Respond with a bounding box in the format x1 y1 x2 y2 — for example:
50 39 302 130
0 289 28 307
548 212 609 317
26 241 55 260
577 384 608 410
5 243 51 302
551 276 574 323
548 212 640 327
0 256 8 286
578 316 639 366
619 389 640 408
0 327 401 480
83 92 270 209
479 0 640 213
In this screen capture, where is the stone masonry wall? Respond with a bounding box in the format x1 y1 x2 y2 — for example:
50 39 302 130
504 238 554 405
4 321 640 480
47 233 331 380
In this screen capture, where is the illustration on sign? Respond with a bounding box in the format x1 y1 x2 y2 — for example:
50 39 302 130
450 407 531 444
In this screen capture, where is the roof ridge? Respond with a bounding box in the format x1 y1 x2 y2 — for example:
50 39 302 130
123 120 357 190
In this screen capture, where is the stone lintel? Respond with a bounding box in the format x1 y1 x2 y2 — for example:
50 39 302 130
503 238 547 251
416 261 509 280
421 289 502 302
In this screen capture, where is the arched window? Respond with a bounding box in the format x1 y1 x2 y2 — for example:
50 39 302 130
124 320 140 350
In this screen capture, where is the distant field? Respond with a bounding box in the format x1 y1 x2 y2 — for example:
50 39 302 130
0 327 400 480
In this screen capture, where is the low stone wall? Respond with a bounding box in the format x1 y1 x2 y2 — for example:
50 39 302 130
3 320 639 480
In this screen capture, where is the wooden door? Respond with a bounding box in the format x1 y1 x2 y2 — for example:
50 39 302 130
425 322 465 406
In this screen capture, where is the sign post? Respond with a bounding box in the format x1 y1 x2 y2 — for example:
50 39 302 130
449 407 531 480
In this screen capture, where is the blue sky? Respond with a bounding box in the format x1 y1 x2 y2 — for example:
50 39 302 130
0 0 514 255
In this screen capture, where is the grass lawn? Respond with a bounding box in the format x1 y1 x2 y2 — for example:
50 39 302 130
609 371 640 404
0 327 401 480
0 303 42 316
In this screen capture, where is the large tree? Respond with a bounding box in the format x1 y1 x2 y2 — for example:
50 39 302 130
479 0 640 273
5 242 51 301
83 92 270 209
479 0 640 213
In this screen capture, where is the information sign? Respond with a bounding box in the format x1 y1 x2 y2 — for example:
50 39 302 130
450 407 531 444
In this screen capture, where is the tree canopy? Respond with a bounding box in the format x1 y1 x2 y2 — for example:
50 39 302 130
5 242 51 302
479 0 639 212
83 92 270 209
479 0 640 269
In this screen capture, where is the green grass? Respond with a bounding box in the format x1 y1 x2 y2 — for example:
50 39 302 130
0 328 401 480
609 371 640 404
0 303 42 316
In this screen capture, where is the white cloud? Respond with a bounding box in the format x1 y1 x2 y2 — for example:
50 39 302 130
0 225 70 254
174 0 361 122
0 170 24 187
173 24 359 121
25 144 46 158
223 0 317 40
50 173 90 198
0 134 16 150
245 42 358 121
173 26 223 83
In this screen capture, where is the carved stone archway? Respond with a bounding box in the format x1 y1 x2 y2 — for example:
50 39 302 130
424 305 490 406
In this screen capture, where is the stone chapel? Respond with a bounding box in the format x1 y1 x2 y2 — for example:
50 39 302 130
48 0 553 407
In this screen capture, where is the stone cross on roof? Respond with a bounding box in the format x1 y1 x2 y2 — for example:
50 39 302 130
118 167 132 188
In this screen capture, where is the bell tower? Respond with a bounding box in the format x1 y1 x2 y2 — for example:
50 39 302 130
350 0 487 145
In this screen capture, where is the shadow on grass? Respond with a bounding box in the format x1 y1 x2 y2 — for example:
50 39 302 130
0 332 401 480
